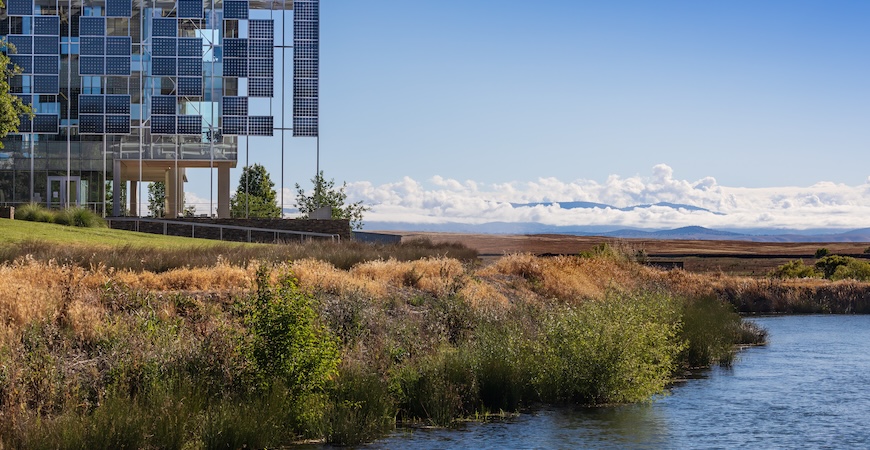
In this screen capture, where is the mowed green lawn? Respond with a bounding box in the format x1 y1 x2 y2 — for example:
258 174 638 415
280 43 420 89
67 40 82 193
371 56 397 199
0 218 242 250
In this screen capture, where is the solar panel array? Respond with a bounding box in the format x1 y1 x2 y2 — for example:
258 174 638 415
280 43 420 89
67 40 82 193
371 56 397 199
293 0 319 136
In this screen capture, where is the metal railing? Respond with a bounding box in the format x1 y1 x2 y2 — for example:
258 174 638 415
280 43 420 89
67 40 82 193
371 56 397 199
107 217 341 243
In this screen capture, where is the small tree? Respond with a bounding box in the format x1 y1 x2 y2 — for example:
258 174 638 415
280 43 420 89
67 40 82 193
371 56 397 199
0 35 34 147
294 171 369 230
231 164 282 218
147 181 165 217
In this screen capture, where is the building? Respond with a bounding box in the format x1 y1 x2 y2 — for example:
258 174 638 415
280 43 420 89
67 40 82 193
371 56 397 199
0 0 318 217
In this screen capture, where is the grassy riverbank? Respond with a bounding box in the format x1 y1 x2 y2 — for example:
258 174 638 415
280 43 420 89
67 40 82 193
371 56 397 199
0 225 774 448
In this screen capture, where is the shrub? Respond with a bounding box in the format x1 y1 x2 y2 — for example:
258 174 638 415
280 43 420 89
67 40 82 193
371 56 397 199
14 202 54 223
326 364 396 445
679 296 743 368
769 259 821 279
815 247 831 258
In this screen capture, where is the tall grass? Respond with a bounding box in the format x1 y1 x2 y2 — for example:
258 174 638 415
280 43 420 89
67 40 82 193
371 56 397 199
13 204 106 228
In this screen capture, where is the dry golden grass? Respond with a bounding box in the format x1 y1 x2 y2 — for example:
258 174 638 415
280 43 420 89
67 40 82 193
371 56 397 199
351 257 466 298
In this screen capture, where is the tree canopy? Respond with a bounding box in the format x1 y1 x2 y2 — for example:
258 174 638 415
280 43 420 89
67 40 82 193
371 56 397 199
294 171 369 230
0 34 34 147
231 164 282 218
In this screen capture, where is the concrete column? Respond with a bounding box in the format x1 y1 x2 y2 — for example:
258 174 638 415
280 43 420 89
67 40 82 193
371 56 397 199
217 165 230 218
176 168 186 217
129 181 138 217
112 159 121 217
165 167 176 218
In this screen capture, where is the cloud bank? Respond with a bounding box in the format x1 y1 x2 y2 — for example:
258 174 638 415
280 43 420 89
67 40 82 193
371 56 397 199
336 164 870 230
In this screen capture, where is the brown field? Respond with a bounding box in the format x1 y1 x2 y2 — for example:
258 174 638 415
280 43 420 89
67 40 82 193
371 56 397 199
384 232 870 276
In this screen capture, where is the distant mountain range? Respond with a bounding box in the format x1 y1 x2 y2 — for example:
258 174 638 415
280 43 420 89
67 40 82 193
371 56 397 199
511 201 725 215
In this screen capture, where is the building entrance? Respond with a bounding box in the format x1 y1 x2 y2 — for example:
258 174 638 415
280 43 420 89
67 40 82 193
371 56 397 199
46 176 83 209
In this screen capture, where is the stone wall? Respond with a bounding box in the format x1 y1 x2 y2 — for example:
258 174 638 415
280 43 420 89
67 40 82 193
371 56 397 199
109 218 351 243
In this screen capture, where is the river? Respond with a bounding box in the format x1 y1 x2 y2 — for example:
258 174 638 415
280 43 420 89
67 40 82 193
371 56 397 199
363 316 870 449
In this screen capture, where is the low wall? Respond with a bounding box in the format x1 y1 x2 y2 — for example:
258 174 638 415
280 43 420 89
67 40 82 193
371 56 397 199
110 218 351 243
0 206 13 219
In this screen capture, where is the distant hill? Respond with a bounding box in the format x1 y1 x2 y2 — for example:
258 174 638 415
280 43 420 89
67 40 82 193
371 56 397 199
510 201 721 214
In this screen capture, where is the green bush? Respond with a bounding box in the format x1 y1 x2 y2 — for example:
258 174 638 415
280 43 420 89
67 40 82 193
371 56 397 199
679 296 742 368
54 207 107 228
770 259 821 279
326 364 396 445
14 202 54 223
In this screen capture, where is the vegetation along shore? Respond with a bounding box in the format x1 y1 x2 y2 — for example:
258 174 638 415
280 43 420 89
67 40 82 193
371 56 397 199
3 220 869 448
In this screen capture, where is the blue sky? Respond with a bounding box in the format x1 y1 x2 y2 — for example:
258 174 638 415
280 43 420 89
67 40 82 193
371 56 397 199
187 1 870 230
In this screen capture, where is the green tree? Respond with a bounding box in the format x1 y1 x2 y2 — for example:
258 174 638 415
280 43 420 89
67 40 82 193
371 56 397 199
0 31 34 148
294 171 369 230
231 164 281 218
147 181 165 217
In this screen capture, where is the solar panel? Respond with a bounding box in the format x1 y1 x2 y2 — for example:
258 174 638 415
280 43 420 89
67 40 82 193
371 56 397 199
177 115 202 135
105 57 131 75
153 38 177 57
177 77 202 96
177 58 202 77
152 96 177 115
79 114 104 134
293 117 318 137
33 56 58 74
16 115 32 133
106 37 131 56
33 36 59 55
177 0 203 19
223 38 247 58
249 39 272 58
247 116 273 136
105 115 131 134
9 55 32 74
223 1 248 20
106 95 131 114
34 17 60 35
249 20 274 40
222 96 248 116
222 58 246 77
80 37 104 55
33 114 59 134
6 35 33 54
221 116 246 135
79 95 104 114
33 75 59 94
152 58 176 76
106 0 133 17
248 78 273 97
151 115 176 134
6 0 33 16
14 94 32 105
152 18 177 37
248 58 273 77
79 17 106 36
79 56 105 75
178 38 203 57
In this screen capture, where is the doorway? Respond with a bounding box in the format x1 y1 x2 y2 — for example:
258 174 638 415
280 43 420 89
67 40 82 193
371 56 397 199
46 176 82 209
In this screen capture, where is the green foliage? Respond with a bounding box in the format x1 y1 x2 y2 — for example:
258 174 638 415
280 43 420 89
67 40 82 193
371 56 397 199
14 204 106 227
815 255 855 279
679 296 743 368
295 170 369 230
231 164 282 218
239 266 340 395
147 181 165 217
14 202 55 223
815 247 831 258
326 364 396 445
0 40 34 148
829 258 870 281
769 259 821 279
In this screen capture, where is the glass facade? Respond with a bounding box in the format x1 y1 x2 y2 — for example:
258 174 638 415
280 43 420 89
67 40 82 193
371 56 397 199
0 0 317 215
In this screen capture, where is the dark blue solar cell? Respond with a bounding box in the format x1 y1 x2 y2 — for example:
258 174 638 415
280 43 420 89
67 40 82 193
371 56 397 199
247 116 273 136
249 20 274 40
33 36 59 55
294 41 318 60
223 38 246 58
177 38 202 57
33 56 58 74
33 114 59 134
177 58 201 76
106 0 132 17
151 115 176 134
105 57 131 75
79 17 106 36
6 35 33 54
16 115 32 133
105 95 131 114
152 58 176 76
80 37 104 55
79 95 104 114
9 55 32 74
249 40 272 58
34 17 60 35
106 37 131 55
293 117 318 137
177 115 202 135
14 94 32 105
222 58 246 77
6 0 33 16
79 114 104 134
151 96 176 115
153 38 176 56
152 18 176 37
33 75 58 94
79 56 104 75
248 78 273 97
105 115 130 134
177 0 203 19
177 77 202 96
222 116 246 135
222 96 247 116
248 59 273 77
223 1 248 20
